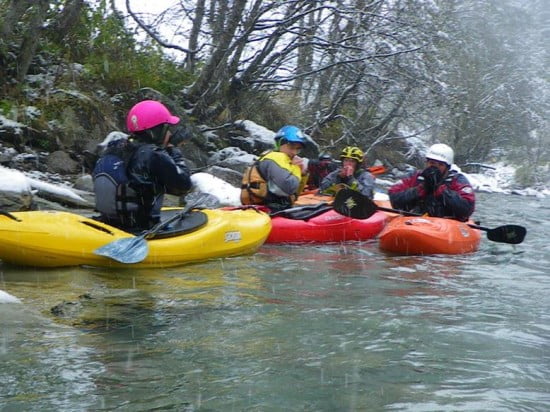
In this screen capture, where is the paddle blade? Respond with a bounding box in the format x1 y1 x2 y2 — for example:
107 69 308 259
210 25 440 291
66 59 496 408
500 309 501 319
333 189 377 219
486 225 526 244
94 236 149 264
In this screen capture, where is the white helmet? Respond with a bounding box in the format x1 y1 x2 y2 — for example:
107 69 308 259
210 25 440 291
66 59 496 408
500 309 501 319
426 143 454 166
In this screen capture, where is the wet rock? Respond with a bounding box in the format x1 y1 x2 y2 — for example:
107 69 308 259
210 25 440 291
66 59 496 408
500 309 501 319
46 150 80 174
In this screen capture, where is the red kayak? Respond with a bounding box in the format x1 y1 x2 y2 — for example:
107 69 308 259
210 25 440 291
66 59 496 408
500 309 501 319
379 216 482 255
267 208 388 244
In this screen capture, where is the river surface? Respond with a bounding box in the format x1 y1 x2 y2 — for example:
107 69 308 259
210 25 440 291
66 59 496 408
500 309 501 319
1 192 548 411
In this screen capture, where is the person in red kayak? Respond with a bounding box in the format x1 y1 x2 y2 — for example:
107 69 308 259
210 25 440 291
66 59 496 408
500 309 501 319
306 153 338 190
319 146 375 198
388 143 475 221
241 125 309 212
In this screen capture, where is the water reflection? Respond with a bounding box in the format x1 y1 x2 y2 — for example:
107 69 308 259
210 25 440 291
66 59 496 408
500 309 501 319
0 193 548 410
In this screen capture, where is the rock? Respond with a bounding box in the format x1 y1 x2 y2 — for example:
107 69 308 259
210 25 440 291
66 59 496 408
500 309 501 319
0 166 34 211
46 150 80 174
205 165 243 187
73 174 94 192
0 190 34 211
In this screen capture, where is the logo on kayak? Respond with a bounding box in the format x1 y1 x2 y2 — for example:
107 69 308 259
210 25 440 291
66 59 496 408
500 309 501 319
225 231 242 242
459 226 470 237
408 218 431 225
344 196 357 210
323 214 345 222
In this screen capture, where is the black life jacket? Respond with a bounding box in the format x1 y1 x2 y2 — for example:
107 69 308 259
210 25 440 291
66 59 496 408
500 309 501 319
92 140 140 228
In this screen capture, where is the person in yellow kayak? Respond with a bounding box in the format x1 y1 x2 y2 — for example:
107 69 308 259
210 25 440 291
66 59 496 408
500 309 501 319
319 146 375 198
93 100 192 231
240 125 309 212
388 143 475 221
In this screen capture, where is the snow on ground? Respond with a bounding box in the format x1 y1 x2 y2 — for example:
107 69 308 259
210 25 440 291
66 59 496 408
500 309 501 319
0 289 22 304
0 165 32 193
191 172 241 206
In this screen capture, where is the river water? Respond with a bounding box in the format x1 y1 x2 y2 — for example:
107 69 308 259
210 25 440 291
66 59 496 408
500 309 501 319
1 192 548 411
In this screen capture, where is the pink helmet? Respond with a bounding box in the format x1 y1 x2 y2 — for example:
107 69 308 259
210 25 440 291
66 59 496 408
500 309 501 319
126 100 180 133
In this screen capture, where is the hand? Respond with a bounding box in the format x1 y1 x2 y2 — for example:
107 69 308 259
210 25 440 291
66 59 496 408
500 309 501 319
339 164 354 178
165 145 184 162
169 126 192 146
292 155 309 174
333 183 349 193
419 166 442 193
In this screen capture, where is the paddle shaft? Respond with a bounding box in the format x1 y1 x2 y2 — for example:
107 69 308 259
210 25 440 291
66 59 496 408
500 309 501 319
374 204 495 233
0 211 21 221
141 197 205 239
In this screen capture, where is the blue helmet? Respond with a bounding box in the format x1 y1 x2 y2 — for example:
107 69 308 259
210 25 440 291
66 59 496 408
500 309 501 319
274 125 306 146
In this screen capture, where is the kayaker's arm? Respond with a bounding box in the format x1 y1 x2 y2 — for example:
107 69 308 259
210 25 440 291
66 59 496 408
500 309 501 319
433 175 475 221
150 148 192 196
388 172 423 210
355 171 375 199
258 158 300 197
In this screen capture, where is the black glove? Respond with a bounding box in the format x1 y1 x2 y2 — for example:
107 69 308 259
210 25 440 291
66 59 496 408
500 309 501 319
169 126 193 146
419 166 442 193
165 145 184 163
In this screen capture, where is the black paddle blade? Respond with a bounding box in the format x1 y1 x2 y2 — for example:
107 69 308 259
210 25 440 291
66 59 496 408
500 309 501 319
486 225 526 244
333 189 377 220
94 236 149 264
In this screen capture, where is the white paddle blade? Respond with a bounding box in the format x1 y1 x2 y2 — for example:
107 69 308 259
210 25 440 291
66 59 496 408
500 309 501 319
94 237 149 264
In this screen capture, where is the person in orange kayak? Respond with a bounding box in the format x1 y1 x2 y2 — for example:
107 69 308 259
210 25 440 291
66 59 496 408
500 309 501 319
319 146 375 198
388 143 475 221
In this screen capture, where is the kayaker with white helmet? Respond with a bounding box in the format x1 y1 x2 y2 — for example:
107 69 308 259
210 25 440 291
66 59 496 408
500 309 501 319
93 100 192 231
388 143 475 221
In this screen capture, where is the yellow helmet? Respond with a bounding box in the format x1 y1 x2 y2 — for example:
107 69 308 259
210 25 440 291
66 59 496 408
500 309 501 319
340 146 364 163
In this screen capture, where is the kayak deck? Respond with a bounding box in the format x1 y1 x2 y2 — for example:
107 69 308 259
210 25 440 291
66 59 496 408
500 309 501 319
0 208 271 268
267 208 388 243
379 216 481 255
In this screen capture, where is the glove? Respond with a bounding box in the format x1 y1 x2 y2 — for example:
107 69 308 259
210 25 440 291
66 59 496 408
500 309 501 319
169 126 193 146
332 183 349 193
165 145 184 163
419 166 442 193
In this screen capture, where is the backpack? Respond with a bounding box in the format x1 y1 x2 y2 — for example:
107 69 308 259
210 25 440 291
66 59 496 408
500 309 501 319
240 159 268 205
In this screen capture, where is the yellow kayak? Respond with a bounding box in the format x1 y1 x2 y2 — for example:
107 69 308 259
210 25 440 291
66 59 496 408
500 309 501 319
0 208 271 268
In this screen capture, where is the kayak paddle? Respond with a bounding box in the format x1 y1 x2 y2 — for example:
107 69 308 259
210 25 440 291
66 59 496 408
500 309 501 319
0 211 22 222
333 188 527 244
269 203 333 220
94 192 212 264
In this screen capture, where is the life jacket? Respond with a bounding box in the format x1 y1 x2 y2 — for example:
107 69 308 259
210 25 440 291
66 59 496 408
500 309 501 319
240 155 269 205
92 139 140 227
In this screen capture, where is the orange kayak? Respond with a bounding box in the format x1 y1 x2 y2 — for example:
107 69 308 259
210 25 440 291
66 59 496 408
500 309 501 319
379 216 481 255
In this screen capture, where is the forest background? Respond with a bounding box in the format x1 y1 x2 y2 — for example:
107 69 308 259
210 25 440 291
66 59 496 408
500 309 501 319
0 0 548 187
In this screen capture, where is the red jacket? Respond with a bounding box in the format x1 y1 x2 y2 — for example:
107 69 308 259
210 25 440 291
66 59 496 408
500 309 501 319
388 169 475 221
